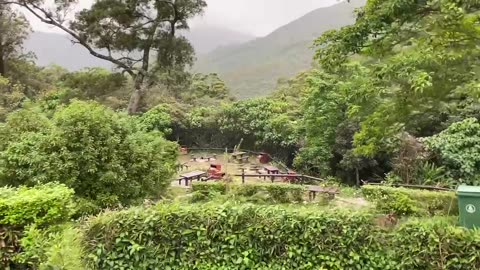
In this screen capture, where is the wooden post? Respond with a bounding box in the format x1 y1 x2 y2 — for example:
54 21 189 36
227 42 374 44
242 171 245 184
355 168 360 187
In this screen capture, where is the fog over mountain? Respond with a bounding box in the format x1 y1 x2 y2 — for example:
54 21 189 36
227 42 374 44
24 25 256 71
22 0 364 98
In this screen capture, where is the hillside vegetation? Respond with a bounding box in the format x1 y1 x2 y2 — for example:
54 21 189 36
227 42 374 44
1 0 480 269
195 0 366 98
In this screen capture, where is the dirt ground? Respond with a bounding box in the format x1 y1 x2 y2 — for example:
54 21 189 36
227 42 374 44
169 151 372 210
172 151 286 187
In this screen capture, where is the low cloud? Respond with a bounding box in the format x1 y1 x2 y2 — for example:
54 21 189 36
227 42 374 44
25 0 340 36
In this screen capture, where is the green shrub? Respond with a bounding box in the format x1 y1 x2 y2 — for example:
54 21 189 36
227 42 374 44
0 101 178 210
423 118 480 185
82 203 480 270
245 191 271 204
234 183 305 203
0 183 75 226
83 203 393 269
137 104 173 135
190 191 223 203
391 217 480 269
192 183 305 204
264 184 304 203
190 182 228 203
233 183 261 197
362 185 457 216
192 182 228 195
0 184 76 269
18 224 85 270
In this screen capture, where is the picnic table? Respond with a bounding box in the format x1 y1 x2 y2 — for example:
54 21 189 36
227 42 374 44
179 171 207 186
262 165 280 182
263 165 280 174
231 152 248 160
308 186 339 201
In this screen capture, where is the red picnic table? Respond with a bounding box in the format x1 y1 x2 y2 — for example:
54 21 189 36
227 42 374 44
263 165 280 182
263 165 280 174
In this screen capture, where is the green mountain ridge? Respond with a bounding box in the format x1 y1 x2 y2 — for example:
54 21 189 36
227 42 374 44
22 0 365 99
195 0 366 98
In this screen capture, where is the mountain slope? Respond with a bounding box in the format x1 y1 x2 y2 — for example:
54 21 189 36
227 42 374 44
186 25 255 54
24 26 254 71
195 0 366 98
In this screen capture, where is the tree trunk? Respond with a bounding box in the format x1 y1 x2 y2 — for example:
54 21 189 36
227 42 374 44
0 8 6 77
127 44 151 115
0 41 5 76
0 54 5 77
127 74 146 115
355 167 360 187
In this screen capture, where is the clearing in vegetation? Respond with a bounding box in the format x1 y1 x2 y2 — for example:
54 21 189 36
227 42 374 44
0 0 480 269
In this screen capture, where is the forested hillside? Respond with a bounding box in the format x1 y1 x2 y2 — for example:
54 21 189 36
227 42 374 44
1 0 480 269
195 0 366 98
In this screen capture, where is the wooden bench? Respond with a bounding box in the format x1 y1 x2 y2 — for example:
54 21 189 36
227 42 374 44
240 156 250 163
308 186 339 201
176 162 190 172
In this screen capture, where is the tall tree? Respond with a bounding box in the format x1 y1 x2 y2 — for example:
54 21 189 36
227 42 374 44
1 0 206 114
295 0 480 182
0 5 30 76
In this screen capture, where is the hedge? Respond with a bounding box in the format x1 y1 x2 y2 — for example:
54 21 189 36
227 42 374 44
191 182 305 203
0 183 76 226
233 183 305 203
362 185 457 216
0 183 76 269
391 218 480 269
191 182 228 194
82 203 480 270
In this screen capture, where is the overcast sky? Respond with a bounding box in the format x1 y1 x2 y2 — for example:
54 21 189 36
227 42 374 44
27 0 341 37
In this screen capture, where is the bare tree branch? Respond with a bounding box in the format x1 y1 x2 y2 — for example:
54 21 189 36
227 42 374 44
2 1 140 77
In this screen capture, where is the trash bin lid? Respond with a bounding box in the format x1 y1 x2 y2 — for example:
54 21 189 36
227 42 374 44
457 185 480 197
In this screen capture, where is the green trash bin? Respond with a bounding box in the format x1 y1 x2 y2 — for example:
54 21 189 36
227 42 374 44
457 185 480 229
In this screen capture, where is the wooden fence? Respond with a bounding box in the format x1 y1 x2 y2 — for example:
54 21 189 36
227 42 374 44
234 172 325 185
363 182 454 192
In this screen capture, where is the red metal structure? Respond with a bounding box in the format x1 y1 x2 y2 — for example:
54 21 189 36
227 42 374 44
257 152 271 164
207 163 225 180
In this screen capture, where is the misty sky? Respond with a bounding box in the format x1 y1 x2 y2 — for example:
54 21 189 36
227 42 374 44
27 0 341 37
